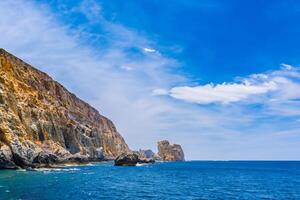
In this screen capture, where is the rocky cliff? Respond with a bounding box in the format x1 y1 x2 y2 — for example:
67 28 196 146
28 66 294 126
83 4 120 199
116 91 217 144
157 140 184 161
0 49 130 169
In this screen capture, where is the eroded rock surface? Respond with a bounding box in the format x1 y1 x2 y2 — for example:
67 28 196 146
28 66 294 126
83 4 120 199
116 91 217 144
115 151 156 166
157 140 184 161
0 49 130 169
114 152 139 166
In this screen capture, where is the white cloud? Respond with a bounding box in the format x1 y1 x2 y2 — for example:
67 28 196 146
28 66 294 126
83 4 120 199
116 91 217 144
158 65 300 105
168 81 277 104
143 47 157 53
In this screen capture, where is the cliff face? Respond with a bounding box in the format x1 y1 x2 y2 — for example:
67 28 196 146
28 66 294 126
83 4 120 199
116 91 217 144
157 140 184 161
0 49 129 169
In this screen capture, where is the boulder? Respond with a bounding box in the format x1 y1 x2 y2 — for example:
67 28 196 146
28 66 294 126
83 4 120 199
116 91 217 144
9 139 38 169
114 153 139 166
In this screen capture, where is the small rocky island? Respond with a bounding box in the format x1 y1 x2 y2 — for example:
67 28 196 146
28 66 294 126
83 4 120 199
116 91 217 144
115 140 185 166
157 140 185 161
0 49 184 169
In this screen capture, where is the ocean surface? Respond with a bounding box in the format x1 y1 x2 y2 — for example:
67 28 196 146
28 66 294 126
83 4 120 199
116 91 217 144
0 161 300 200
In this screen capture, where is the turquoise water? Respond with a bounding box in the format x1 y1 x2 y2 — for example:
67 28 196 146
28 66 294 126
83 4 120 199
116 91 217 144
0 161 300 199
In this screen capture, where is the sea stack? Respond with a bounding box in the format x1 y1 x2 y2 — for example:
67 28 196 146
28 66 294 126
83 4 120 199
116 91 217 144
157 140 185 161
0 49 130 169
114 153 139 166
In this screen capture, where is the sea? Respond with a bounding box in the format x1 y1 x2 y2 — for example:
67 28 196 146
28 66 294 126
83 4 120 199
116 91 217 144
0 161 299 200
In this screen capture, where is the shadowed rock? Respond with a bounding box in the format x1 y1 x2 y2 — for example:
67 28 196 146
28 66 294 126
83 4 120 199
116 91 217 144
138 157 155 164
114 153 139 166
32 152 58 165
0 143 17 169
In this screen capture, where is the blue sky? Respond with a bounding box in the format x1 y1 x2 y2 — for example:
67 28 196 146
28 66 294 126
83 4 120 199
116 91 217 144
44 0 300 82
1 0 300 160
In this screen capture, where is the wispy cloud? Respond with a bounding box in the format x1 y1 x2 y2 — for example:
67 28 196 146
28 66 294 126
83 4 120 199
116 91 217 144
120 65 134 71
281 63 293 70
156 65 300 106
78 0 102 23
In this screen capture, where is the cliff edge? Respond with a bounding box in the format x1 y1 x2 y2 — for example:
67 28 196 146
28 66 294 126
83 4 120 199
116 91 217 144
0 49 130 169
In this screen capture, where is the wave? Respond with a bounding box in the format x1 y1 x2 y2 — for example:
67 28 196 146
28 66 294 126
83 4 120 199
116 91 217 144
24 167 81 173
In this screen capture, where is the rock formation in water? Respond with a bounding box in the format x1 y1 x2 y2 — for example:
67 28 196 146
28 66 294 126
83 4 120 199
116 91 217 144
114 151 155 166
114 152 139 166
0 49 130 169
157 140 184 161
121 141 186 165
